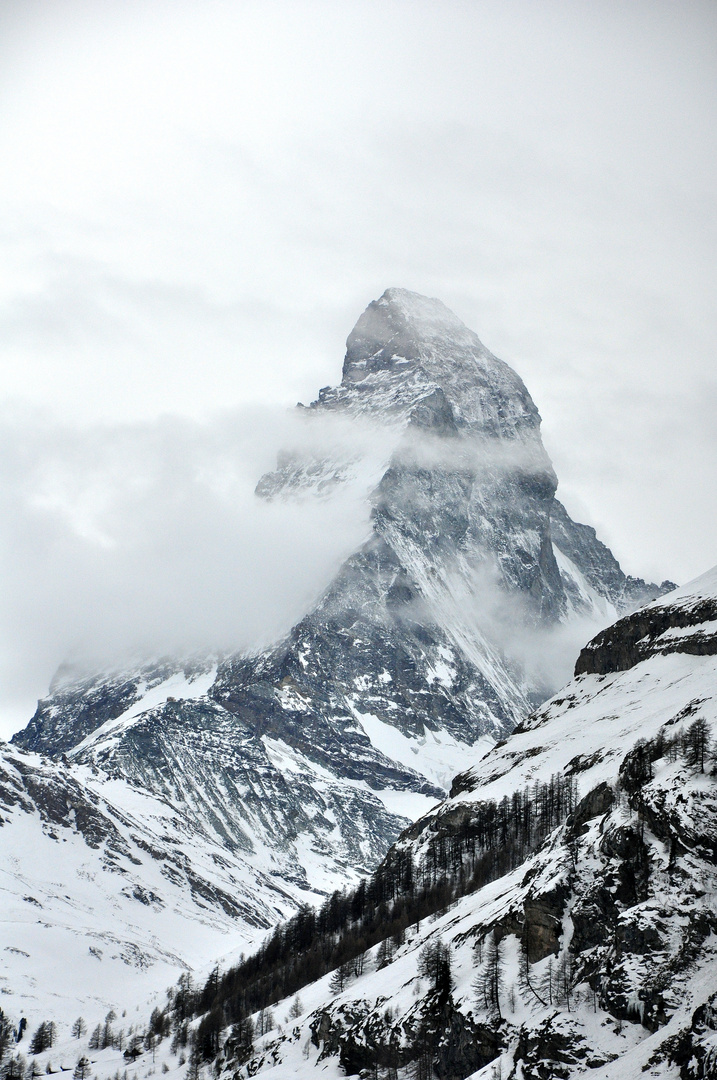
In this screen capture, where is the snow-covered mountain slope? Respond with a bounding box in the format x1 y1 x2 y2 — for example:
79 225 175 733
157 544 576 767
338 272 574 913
193 569 717 1080
439 564 717 811
0 739 328 1026
9 289 670 950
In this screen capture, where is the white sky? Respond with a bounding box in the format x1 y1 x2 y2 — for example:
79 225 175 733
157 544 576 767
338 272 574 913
0 0 715 736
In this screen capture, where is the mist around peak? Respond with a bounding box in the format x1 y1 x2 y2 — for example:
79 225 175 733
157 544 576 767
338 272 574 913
0 405 395 738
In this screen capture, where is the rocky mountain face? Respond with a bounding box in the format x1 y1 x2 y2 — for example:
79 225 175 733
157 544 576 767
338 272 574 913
8 290 672 1019
203 567 717 1080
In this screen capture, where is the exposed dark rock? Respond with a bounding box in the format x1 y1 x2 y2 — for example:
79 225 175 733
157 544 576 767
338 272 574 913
522 883 569 963
566 782 614 837
310 995 501 1080
575 596 716 676
511 1016 606 1079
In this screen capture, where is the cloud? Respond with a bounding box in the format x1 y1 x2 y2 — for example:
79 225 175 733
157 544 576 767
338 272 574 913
444 559 612 703
0 404 399 736
0 395 599 738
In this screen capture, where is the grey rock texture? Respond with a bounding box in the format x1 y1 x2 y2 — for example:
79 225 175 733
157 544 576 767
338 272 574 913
575 585 717 676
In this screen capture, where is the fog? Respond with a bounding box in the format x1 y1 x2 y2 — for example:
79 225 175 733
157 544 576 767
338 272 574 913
0 405 402 735
448 559 615 704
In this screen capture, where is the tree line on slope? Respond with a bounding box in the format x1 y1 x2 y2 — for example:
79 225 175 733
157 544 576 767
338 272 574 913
162 772 577 1066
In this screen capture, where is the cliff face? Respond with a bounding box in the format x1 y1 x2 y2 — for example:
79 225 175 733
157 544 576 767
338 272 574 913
575 567 717 676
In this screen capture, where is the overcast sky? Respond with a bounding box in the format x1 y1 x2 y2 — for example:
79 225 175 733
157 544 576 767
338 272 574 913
0 0 715 736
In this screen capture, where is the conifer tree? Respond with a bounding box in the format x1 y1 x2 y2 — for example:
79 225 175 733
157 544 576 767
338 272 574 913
73 1058 90 1080
474 933 504 1017
0 1010 13 1060
5 1054 25 1080
375 939 394 969
328 961 352 994
71 1019 86 1042
683 717 712 773
540 957 556 1007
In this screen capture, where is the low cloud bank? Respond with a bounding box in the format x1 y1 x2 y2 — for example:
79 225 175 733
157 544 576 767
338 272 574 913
0 405 395 736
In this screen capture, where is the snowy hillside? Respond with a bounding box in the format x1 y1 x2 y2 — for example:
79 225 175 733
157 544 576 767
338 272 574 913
0 739 324 1026
159 568 717 1080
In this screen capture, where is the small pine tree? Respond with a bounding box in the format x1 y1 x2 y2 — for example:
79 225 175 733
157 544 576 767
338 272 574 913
540 957 556 1007
516 934 547 1007
29 1023 55 1056
683 717 712 773
555 951 576 1010
0 1009 13 1059
226 1016 253 1065
71 1019 86 1041
73 1058 90 1080
5 1055 26 1080
102 1013 115 1051
29 1027 47 1056
328 961 352 994
474 933 504 1017
434 949 453 1003
288 997 302 1020
375 939 394 969
184 1044 200 1080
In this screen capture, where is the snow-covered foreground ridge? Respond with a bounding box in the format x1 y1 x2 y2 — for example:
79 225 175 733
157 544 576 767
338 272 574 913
151 568 717 1080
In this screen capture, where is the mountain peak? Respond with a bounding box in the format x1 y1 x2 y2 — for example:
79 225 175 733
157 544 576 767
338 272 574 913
342 288 480 387
376 288 469 333
319 287 548 447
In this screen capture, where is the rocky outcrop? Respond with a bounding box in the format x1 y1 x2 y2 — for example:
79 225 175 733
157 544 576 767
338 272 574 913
15 655 214 757
657 993 717 1078
510 1016 613 1079
309 994 502 1080
575 596 717 676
